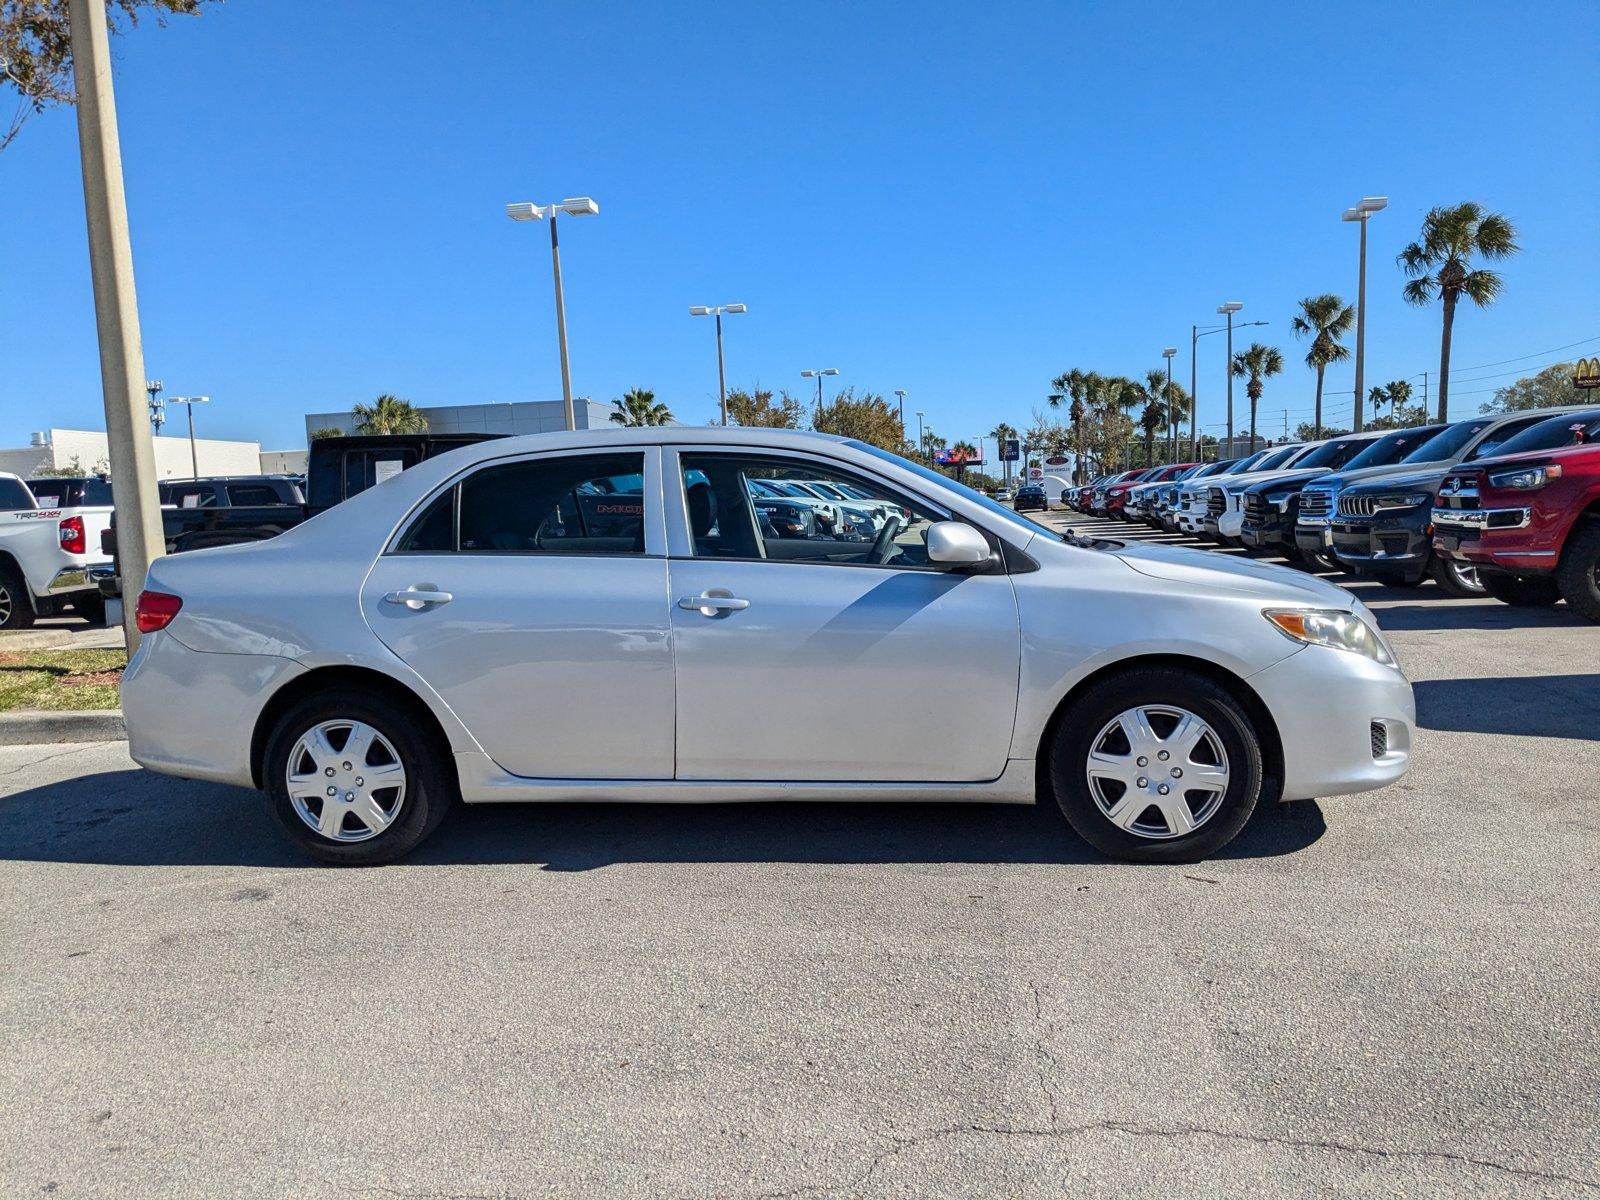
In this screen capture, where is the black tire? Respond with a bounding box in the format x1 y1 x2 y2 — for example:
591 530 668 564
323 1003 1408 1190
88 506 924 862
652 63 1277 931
1556 520 1600 623
262 687 456 865
71 592 107 626
1481 572 1561 608
1048 667 1264 863
1428 552 1488 598
0 560 36 630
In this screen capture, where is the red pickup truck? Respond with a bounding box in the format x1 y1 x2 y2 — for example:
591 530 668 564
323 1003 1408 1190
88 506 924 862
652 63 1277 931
1431 412 1600 621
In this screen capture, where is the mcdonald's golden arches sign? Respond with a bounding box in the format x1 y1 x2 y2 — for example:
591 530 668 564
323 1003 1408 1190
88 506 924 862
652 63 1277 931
1575 357 1600 390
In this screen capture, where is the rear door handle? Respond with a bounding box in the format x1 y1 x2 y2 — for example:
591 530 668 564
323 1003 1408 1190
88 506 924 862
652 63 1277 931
678 593 750 616
384 586 453 609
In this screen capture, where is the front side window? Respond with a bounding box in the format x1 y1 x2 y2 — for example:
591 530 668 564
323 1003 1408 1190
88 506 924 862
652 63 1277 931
679 453 951 569
398 452 647 555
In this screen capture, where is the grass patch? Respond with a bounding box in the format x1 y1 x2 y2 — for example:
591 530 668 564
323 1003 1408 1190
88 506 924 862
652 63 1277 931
0 648 126 713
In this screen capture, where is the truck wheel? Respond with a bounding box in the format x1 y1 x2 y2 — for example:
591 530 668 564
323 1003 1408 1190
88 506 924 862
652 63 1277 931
1481 573 1561 608
0 562 36 630
1429 554 1488 598
1556 521 1600 623
71 592 107 626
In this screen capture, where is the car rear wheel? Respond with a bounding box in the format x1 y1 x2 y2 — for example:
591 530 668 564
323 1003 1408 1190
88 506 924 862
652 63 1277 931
263 688 456 865
1429 553 1488 598
1480 572 1561 608
1555 521 1600 623
0 562 36 630
1048 667 1262 863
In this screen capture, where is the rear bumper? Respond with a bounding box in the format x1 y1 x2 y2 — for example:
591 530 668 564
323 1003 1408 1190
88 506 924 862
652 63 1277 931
44 563 110 596
1249 646 1415 801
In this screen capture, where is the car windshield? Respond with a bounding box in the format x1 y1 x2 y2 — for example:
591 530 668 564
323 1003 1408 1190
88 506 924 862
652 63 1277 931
851 442 1074 541
1226 452 1267 473
1400 418 1494 463
1243 446 1300 472
1341 426 1446 469
1482 410 1600 457
1292 438 1373 470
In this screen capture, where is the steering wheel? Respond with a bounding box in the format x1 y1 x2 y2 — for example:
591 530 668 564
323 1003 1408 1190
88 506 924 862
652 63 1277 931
869 513 905 564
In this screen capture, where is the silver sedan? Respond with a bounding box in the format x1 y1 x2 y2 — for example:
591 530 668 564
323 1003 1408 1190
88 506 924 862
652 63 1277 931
121 427 1414 865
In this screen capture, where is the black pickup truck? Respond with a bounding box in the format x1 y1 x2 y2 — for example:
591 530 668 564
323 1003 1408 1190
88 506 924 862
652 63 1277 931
101 433 499 598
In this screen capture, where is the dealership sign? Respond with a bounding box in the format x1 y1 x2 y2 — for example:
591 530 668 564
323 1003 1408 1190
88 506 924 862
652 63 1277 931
935 447 983 466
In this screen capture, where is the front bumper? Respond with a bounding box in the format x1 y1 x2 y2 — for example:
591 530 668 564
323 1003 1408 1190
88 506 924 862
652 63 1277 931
1249 644 1415 801
1240 510 1290 551
1330 510 1431 582
1432 508 1555 573
1294 518 1335 558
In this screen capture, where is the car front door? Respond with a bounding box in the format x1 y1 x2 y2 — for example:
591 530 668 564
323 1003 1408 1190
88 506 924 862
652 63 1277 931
360 447 675 779
665 448 1021 783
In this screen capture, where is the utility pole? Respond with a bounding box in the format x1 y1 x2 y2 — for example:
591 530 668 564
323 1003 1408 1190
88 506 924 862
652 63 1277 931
68 0 164 649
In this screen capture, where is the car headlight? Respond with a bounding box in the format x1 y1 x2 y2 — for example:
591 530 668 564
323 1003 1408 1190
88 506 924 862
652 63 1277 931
1370 492 1431 511
1264 607 1395 666
1487 464 1561 490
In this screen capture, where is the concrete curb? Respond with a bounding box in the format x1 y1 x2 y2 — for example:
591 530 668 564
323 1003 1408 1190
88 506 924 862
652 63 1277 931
0 710 126 746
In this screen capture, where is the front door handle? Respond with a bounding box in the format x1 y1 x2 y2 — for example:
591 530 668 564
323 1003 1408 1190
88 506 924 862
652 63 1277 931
384 586 454 610
678 592 750 616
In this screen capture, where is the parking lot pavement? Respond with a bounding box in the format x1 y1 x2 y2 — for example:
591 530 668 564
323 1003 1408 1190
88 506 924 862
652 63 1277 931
0 613 124 652
2 519 1596 1199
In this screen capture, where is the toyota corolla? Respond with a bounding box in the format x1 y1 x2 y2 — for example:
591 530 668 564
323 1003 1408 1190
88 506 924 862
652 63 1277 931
122 428 1414 865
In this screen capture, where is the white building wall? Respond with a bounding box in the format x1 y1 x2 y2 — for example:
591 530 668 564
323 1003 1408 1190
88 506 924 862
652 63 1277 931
0 429 262 480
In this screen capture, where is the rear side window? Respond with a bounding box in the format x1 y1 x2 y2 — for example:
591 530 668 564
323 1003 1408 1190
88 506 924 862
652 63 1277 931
25 479 77 507
0 477 36 510
226 484 284 506
163 484 217 509
397 453 647 556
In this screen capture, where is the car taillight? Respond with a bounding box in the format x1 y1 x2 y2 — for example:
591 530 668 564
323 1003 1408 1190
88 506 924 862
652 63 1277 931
135 590 183 633
59 515 86 554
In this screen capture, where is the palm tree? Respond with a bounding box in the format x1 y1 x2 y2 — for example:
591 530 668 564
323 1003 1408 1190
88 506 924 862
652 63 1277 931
949 439 978 480
352 394 428 435
1398 203 1519 421
1048 369 1094 481
1229 343 1285 451
1290 295 1355 439
1367 385 1391 424
1369 378 1416 426
989 421 1018 485
1138 401 1164 467
609 387 672 427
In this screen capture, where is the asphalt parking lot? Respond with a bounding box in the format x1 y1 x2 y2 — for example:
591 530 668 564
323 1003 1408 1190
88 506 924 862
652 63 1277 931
2 511 1597 1199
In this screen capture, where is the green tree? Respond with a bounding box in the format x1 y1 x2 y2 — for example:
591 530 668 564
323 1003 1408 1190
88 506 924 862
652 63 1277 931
609 387 672 427
989 421 1019 484
352 394 428 435
1229 343 1285 452
812 388 904 452
1295 421 1350 442
1049 368 1094 480
308 427 345 441
1398 202 1519 421
947 439 979 480
1482 362 1588 413
1291 295 1354 440
725 387 804 429
1 0 217 154
1365 379 1421 427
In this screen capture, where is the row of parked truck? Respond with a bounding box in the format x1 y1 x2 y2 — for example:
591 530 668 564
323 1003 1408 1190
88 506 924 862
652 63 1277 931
1064 403 1600 621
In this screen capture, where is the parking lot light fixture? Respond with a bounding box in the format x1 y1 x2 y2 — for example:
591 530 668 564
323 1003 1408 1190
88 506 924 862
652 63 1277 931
1342 195 1387 432
916 410 926 460
505 196 600 431
801 367 840 407
166 395 210 479
894 389 907 446
690 304 747 425
1217 303 1243 454
1162 347 1177 464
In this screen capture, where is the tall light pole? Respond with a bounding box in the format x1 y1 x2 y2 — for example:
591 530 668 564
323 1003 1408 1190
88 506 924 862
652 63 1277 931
1217 303 1244 454
1342 195 1387 433
67 0 164 649
801 367 839 408
506 196 600 431
915 410 926 460
894 389 907 448
167 396 209 478
1162 347 1177 464
689 304 746 425
1190 318 1267 461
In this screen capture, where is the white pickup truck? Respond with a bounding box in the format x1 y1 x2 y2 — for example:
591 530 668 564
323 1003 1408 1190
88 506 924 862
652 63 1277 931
0 472 116 629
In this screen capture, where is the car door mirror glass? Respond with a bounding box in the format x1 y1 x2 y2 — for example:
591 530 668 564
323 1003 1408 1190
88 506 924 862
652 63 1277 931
925 521 989 567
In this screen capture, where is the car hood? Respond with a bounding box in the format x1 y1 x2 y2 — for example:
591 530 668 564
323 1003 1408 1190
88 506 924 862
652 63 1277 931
1341 466 1446 495
1107 539 1355 606
1310 458 1454 491
1237 467 1331 492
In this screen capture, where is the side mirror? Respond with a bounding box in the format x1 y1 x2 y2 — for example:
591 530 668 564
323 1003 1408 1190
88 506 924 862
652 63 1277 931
926 521 991 568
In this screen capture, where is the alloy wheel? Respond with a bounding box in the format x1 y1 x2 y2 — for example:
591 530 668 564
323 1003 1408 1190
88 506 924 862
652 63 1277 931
0 584 11 627
1085 705 1230 839
285 719 408 843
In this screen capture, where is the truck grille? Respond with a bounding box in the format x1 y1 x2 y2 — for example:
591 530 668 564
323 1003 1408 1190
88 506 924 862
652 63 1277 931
1243 492 1271 522
1206 487 1226 517
1337 494 1379 518
1299 489 1332 519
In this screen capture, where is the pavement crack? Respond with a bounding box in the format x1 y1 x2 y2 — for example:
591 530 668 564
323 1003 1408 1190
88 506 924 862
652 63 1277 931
0 744 96 781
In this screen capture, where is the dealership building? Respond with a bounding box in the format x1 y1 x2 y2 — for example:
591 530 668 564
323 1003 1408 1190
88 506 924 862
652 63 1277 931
302 399 613 443
0 428 267 480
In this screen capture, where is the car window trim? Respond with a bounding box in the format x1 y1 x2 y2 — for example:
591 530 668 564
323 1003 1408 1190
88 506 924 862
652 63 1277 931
383 445 666 559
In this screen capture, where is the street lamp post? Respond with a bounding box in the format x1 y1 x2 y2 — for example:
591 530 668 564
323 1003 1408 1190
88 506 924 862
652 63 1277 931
689 304 747 425
1342 195 1387 433
505 196 600 431
894 389 907 450
1161 347 1177 464
800 367 839 408
1217 303 1243 455
1190 316 1267 461
915 410 926 461
166 395 210 479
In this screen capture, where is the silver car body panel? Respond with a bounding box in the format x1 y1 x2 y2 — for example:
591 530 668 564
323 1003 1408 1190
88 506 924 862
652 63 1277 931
124 427 1412 806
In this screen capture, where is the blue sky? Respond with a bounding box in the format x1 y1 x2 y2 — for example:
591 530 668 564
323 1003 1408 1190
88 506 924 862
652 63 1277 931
3 1 1597 452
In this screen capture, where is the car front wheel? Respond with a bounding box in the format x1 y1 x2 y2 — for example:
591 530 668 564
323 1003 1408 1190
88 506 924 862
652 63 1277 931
1556 521 1600 623
263 688 455 865
1049 667 1262 863
1429 554 1488 598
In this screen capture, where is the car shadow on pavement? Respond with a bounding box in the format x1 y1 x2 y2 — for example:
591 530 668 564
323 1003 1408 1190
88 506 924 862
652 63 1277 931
1413 674 1600 741
0 770 1326 869
1369 601 1592 632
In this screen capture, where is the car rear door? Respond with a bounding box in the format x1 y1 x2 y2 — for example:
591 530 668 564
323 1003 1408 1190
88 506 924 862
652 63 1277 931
359 446 675 780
